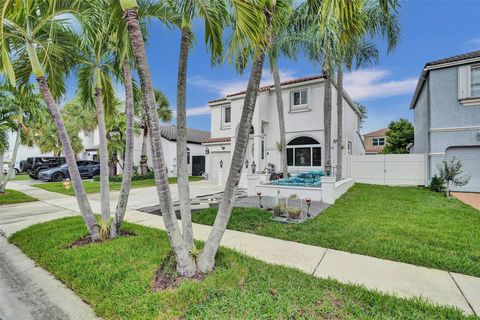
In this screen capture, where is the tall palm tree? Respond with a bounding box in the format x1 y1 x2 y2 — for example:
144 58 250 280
76 0 119 222
134 87 173 175
110 0 177 238
332 1 400 180
295 0 399 178
197 0 292 273
0 0 99 239
0 84 44 192
0 103 16 192
174 0 226 251
119 0 269 276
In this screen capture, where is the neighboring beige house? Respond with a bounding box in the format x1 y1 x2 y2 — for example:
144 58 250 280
363 128 388 155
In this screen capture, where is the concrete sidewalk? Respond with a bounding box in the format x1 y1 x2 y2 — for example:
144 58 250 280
4 181 480 316
0 202 99 320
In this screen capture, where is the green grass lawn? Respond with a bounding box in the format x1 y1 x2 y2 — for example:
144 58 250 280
192 184 480 277
9 217 471 319
12 174 32 181
34 176 204 196
0 189 37 205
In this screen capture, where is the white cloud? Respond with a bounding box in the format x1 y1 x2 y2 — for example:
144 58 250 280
189 69 298 97
465 38 480 49
170 105 211 118
343 69 418 101
186 105 211 117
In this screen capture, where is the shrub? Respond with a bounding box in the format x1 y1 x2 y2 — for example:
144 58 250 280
429 175 445 193
287 207 303 219
438 157 471 197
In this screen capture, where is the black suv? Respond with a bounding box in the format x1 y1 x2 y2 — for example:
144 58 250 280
26 157 66 180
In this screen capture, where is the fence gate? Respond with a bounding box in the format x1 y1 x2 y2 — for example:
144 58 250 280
347 154 427 186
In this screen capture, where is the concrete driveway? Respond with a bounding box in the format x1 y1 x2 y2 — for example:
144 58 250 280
452 192 480 210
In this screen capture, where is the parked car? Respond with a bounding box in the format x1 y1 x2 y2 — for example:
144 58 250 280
25 157 66 180
38 161 100 182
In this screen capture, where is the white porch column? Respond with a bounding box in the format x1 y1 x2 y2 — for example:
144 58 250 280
321 176 336 204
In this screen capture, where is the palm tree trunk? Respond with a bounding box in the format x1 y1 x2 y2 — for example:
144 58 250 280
112 59 135 238
140 122 148 175
37 76 99 240
123 8 196 277
336 68 343 181
95 88 111 221
198 50 268 273
0 124 21 192
0 152 5 191
323 65 332 176
270 59 288 178
176 24 194 250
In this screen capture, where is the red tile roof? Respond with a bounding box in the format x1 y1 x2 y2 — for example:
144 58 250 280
208 75 323 104
202 137 231 144
363 128 389 137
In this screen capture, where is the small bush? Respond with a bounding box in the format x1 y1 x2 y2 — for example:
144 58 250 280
429 175 445 193
287 207 303 219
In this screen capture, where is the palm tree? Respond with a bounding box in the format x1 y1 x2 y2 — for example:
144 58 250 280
174 0 226 251
332 1 400 180
0 84 44 192
0 103 16 192
119 0 270 276
294 0 399 178
0 0 99 239
134 87 173 175
76 0 119 222
110 0 177 238
197 0 292 273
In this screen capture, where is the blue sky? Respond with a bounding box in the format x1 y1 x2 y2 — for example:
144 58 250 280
80 0 480 134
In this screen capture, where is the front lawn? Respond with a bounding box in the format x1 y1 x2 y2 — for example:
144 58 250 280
34 176 204 196
0 189 37 205
192 184 480 277
12 174 32 181
9 217 470 319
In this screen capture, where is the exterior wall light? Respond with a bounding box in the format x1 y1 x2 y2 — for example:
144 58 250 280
245 160 249 169
325 161 332 176
251 161 256 174
220 160 223 168
205 148 209 155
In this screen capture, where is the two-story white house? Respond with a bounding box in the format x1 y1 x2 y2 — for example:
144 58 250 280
202 75 365 187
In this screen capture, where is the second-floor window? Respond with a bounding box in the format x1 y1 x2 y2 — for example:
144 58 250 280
222 106 231 128
471 66 480 97
373 137 385 146
458 65 480 105
290 89 308 111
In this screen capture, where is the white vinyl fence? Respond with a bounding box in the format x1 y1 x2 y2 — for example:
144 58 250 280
347 154 428 186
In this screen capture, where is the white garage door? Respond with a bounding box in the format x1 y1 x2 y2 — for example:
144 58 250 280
446 146 480 192
209 152 231 185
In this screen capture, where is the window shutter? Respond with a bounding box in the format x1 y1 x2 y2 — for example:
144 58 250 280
458 66 470 99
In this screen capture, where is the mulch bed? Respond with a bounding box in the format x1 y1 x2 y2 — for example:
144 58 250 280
66 230 136 249
152 251 205 291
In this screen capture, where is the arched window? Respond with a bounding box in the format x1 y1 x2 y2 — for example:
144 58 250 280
287 136 321 167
